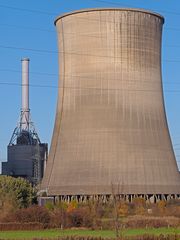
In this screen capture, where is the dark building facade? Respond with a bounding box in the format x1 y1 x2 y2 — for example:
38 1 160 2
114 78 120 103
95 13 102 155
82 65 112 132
2 143 47 185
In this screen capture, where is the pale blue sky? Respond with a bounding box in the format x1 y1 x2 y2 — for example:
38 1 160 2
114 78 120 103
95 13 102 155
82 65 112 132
0 0 180 171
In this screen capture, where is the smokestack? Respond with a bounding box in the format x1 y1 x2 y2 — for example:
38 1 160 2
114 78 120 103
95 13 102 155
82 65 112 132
2 57 48 185
21 58 30 131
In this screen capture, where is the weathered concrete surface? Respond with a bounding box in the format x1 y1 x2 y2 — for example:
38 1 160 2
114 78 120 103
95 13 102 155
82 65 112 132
42 8 180 196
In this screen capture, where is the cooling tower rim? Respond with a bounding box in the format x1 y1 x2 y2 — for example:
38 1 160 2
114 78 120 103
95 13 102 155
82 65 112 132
54 8 164 25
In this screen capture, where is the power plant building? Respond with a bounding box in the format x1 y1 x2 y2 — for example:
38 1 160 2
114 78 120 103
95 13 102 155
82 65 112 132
2 58 48 185
41 8 180 199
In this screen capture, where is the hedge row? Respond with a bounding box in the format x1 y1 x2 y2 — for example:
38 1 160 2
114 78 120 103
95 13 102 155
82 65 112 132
0 222 43 231
0 206 180 230
0 234 180 240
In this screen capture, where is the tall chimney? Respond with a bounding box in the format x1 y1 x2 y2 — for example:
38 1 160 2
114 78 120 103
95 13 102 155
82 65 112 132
21 58 30 131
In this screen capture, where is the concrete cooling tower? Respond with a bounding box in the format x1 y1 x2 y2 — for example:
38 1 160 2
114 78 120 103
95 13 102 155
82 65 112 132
42 8 180 200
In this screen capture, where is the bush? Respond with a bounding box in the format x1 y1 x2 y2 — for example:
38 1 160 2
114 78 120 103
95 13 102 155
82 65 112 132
124 215 180 228
3 205 50 227
0 175 36 209
49 209 67 228
66 200 78 213
165 205 180 218
45 201 55 211
135 206 146 215
118 202 129 216
157 201 166 215
132 198 146 207
67 207 93 228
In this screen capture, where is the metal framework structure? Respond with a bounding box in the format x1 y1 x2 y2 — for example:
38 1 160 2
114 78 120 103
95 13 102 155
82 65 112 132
9 111 40 146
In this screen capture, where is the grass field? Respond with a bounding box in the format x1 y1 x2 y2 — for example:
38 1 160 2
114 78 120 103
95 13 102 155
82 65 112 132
0 228 179 239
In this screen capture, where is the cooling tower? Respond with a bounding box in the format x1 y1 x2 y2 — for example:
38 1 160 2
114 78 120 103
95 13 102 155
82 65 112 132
42 8 180 198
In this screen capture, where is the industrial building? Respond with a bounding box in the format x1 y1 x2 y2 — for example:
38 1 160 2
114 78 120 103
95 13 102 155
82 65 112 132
41 8 180 200
2 58 48 185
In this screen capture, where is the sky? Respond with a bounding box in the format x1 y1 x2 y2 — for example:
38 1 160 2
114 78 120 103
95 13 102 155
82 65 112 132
0 0 180 171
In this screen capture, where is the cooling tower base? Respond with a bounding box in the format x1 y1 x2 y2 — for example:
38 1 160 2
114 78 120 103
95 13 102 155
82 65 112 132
39 194 180 204
45 184 180 196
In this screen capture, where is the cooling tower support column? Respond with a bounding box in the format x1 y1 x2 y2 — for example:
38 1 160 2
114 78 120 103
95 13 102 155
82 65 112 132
21 58 30 131
41 8 180 197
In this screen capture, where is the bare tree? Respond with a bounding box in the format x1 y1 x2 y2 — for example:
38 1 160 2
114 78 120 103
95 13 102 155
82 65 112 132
111 181 124 240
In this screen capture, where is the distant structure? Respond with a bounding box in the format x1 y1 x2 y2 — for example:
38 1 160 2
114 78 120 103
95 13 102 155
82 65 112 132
41 8 180 201
2 58 48 185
